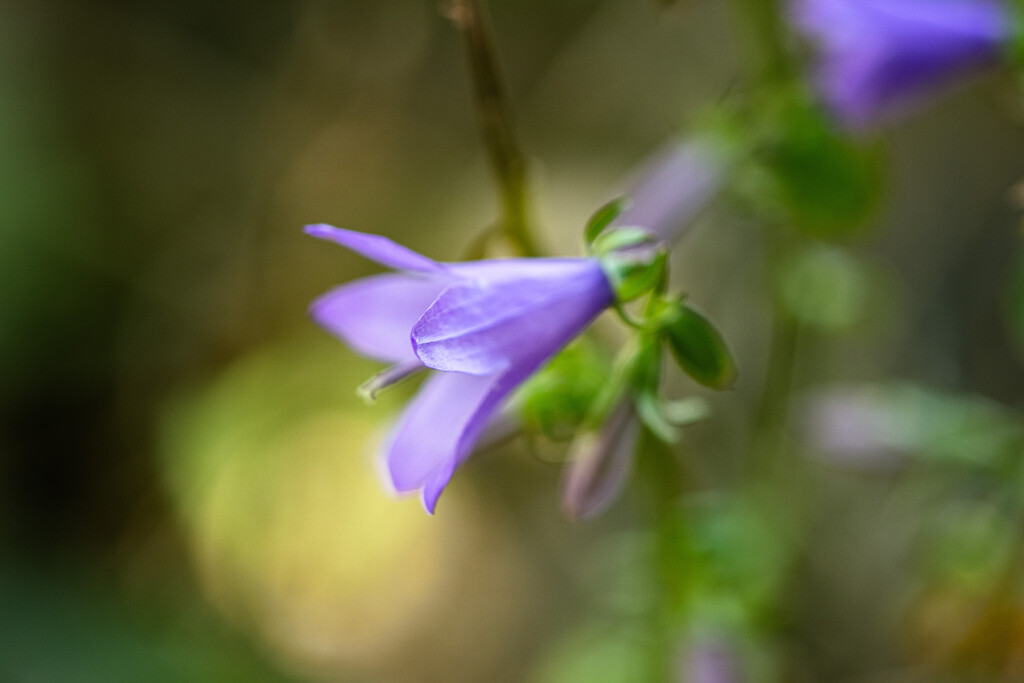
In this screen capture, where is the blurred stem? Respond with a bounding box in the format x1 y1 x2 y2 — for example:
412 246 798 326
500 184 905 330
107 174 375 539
447 0 539 257
750 228 804 477
731 0 803 469
639 432 690 676
731 0 794 85
752 305 800 458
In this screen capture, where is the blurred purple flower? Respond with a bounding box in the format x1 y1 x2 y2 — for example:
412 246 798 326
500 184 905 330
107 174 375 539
791 0 1011 128
676 633 745 683
305 224 614 513
799 387 907 470
613 138 729 243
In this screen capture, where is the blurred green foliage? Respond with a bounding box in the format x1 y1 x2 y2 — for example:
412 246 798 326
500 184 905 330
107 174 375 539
745 91 883 239
516 340 612 441
0 567 286 683
777 244 873 331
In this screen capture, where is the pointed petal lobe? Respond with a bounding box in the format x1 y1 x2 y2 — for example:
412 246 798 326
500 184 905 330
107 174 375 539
385 370 497 500
387 352 550 513
309 273 448 363
305 224 448 273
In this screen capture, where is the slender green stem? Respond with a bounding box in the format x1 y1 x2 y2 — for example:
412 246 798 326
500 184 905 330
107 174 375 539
638 431 689 677
730 0 802 470
731 0 794 85
447 0 539 256
751 302 801 471
748 219 804 477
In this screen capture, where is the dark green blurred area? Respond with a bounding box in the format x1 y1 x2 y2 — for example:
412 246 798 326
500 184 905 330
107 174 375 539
3 0 1024 681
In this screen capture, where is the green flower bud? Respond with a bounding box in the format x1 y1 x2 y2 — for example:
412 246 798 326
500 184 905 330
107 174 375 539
663 304 737 390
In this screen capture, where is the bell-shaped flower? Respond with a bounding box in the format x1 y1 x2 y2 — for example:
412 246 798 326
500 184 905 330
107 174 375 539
791 0 1012 128
305 224 615 513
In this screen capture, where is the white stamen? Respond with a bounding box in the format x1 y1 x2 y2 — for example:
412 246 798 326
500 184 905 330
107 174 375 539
358 360 425 402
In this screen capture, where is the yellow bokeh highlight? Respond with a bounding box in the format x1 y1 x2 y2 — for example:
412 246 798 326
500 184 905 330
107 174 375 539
159 338 538 681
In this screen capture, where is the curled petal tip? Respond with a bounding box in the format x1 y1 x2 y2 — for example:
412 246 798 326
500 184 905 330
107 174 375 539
304 223 334 236
421 495 438 515
421 467 454 514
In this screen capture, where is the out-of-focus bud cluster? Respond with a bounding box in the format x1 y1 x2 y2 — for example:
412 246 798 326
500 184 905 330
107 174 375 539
528 192 739 520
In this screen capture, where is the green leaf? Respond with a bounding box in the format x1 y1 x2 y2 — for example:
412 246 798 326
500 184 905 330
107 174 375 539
753 92 882 239
663 305 737 390
584 196 630 247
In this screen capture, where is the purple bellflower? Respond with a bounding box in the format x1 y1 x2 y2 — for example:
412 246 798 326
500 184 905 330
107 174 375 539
307 136 732 517
306 224 614 513
792 0 1012 128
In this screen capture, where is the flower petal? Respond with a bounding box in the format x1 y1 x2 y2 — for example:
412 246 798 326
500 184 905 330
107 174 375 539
447 257 600 282
412 259 613 375
309 273 449 363
305 224 448 274
387 352 549 513
385 370 498 511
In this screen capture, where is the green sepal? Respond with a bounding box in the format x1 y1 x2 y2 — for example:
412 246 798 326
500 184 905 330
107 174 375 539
601 246 668 303
636 391 680 443
584 196 630 248
629 335 662 393
636 389 710 439
629 337 680 443
663 304 737 390
590 226 655 257
571 338 646 434
661 397 711 426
